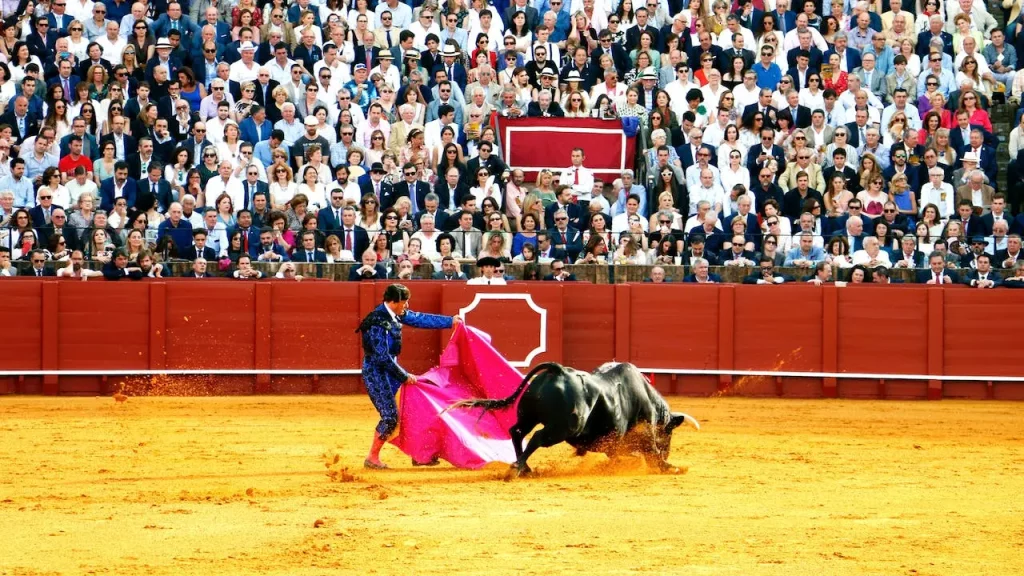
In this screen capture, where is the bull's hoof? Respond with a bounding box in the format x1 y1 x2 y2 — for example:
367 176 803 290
658 461 686 474
575 447 587 457
506 463 533 479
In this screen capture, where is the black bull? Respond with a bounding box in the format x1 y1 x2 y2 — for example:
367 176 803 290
450 362 699 475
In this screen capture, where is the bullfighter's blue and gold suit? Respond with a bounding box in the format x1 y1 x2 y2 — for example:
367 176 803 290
357 304 453 439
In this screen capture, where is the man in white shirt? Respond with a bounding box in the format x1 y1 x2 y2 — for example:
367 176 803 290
313 42 352 90
95 21 126 64
228 42 260 84
408 6 440 50
205 161 244 209
466 256 507 285
689 169 725 215
664 63 699 117
266 41 296 85
702 109 730 147
611 194 648 234
920 166 955 218
685 140 721 191
557 147 594 201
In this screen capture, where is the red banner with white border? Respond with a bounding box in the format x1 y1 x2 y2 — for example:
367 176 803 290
493 117 636 182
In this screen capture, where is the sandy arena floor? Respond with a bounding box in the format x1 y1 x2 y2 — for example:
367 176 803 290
1 396 1022 576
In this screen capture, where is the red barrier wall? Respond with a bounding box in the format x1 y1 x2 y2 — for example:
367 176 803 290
1 280 1022 400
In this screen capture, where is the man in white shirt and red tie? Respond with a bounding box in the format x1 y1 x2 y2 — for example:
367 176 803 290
557 147 594 207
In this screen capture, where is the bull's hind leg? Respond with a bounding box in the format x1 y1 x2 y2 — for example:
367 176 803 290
509 422 532 474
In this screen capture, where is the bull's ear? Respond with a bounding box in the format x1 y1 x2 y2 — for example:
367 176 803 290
667 412 700 432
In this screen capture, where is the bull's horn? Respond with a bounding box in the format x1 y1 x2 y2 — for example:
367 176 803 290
681 413 701 431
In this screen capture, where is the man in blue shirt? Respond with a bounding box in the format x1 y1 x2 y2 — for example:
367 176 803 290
3 159 36 209
754 45 782 90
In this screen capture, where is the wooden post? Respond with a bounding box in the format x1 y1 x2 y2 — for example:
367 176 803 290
253 283 272 393
613 284 631 363
41 282 59 395
926 289 944 400
822 286 839 398
717 286 735 393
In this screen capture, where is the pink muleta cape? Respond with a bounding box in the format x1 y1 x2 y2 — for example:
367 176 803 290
390 324 522 469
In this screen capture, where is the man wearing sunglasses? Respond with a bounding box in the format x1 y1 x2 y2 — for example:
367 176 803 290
27 250 56 277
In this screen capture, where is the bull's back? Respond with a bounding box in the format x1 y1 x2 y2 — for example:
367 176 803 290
592 363 666 429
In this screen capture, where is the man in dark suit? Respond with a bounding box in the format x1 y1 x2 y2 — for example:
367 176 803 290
824 35 862 70
144 40 183 84
390 162 431 212
137 164 171 213
719 36 756 71
682 259 723 283
419 37 443 78
36 207 76 250
334 205 369 258
742 256 796 284
686 31 722 72
742 88 779 128
548 211 583 262
542 260 577 281
544 186 583 230
916 251 960 284
462 142 510 189
745 126 787 176
293 230 328 262
152 2 199 42
318 190 349 235
915 17 954 58
625 7 660 51
47 59 81 97
101 249 144 280
416 193 449 231
980 194 1010 237
29 188 62 228
0 96 40 150
526 88 565 117
250 72 279 108
179 125 212 166
99 163 138 211
432 167 464 214
360 163 394 204
437 44 468 91
953 199 984 238
26 250 56 277
961 129 998 187
591 30 631 78
348 249 388 280
431 256 468 280
892 235 926 269
963 253 1000 288
676 130 717 172
99 118 137 162
780 91 812 129
535 231 566 262
27 17 58 63
238 168 270 213
180 229 219 261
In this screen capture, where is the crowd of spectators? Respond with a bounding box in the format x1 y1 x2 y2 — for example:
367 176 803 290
2 0 1024 286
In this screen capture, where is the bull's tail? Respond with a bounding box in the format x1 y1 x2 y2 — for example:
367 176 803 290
447 362 563 413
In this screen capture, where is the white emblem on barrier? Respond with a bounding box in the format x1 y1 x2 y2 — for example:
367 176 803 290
458 293 547 367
